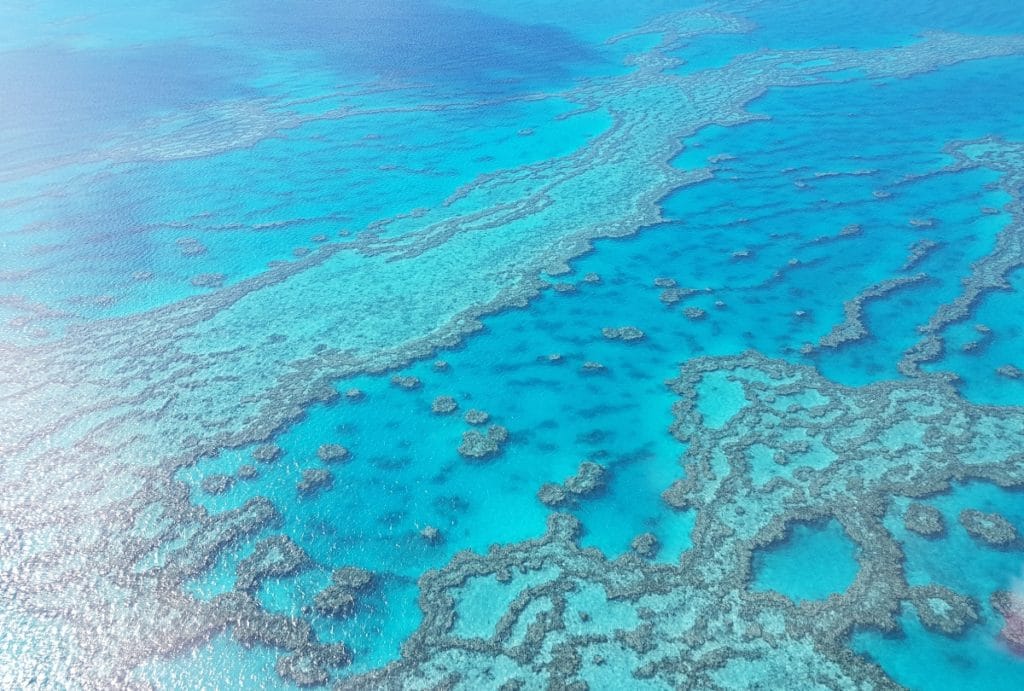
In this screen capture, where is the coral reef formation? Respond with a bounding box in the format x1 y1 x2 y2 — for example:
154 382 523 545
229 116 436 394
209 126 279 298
903 503 946 537
432 396 459 415
458 425 510 460
959 509 1019 547
601 326 645 342
337 352 1024 688
464 409 490 425
314 567 376 619
538 461 609 508
298 469 334 497
317 444 350 463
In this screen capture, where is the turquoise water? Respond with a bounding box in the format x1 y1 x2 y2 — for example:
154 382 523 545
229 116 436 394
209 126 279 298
3 1 1024 688
752 520 859 601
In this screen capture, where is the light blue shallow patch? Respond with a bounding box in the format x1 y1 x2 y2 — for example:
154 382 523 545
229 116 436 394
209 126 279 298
452 566 561 639
694 370 747 429
752 519 859 601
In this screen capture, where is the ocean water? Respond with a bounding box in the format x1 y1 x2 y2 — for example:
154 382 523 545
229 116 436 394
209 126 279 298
3 0 1024 689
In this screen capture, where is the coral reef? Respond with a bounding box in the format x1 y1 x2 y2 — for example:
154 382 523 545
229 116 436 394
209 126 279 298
997 365 1023 380
336 352 1024 688
200 473 235 495
961 323 993 353
992 591 1024 653
159 497 280 584
908 585 978 636
903 503 945 537
900 138 1024 377
254 444 286 464
317 444 351 463
237 464 259 480
959 509 1019 546
630 533 661 559
252 444 283 464
659 287 684 304
601 326 645 342
431 396 458 415
902 239 941 271
564 461 608 497
391 375 421 390
816 274 929 350
6 12 1024 690
236 536 312 593
332 566 375 591
217 589 352 685
190 273 226 289
314 567 375 619
463 409 490 426
536 483 569 508
458 425 510 460
421 526 443 545
313 586 356 618
298 469 334 497
176 237 207 257
277 644 352 687
536 462 608 508
660 286 701 305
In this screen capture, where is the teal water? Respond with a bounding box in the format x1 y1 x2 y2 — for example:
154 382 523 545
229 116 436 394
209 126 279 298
752 520 859 601
853 483 1024 690
3 1 1024 689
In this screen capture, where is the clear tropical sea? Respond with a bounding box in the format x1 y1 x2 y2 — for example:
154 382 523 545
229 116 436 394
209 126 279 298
2 1 1024 688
